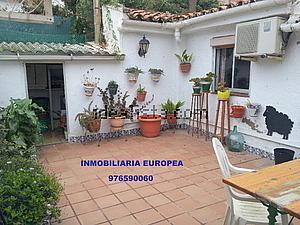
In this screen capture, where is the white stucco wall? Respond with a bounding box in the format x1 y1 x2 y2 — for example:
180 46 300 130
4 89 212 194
0 61 27 106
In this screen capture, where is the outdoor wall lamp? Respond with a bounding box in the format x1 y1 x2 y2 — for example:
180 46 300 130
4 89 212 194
138 35 150 57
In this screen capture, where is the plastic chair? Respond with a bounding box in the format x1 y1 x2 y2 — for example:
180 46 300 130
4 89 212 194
212 137 289 225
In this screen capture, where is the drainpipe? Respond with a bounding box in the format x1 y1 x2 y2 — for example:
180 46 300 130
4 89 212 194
280 1 300 32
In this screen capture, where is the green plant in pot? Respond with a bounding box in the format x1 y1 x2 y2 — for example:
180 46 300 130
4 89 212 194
75 101 103 133
199 72 215 92
175 49 193 73
149 68 164 82
125 66 143 83
161 99 185 125
137 84 147 102
189 77 201 94
217 82 230 100
107 80 118 96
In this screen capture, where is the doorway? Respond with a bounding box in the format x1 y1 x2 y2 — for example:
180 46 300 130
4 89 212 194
26 63 67 145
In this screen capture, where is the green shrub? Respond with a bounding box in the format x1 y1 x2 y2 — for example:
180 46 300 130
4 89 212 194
0 98 43 149
0 157 62 225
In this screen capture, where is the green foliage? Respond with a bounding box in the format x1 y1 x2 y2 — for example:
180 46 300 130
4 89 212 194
137 84 146 93
75 101 102 129
149 68 164 74
108 80 118 87
189 77 201 86
0 99 43 149
161 99 185 114
0 157 62 225
175 49 193 63
200 72 215 82
125 66 143 74
217 82 229 92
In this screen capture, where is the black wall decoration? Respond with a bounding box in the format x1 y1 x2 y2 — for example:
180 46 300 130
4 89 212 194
263 106 294 140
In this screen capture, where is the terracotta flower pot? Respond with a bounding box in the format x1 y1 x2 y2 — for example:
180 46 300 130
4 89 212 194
166 114 177 125
109 116 125 128
230 105 246 118
139 115 161 138
180 63 191 73
87 119 101 133
137 91 147 102
83 84 96 96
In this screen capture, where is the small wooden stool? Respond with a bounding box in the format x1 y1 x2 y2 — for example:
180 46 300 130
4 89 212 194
188 94 201 136
214 99 230 143
200 91 209 141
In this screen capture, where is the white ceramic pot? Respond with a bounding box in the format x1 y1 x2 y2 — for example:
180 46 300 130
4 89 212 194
109 116 125 128
83 84 96 96
127 72 139 83
151 73 161 82
247 107 259 117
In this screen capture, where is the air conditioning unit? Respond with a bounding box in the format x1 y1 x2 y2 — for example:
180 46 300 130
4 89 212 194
235 17 286 58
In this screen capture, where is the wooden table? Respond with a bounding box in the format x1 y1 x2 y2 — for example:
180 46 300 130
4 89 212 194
223 159 300 224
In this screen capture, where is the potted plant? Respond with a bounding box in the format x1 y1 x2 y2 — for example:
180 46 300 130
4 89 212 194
175 49 193 73
217 82 230 100
149 68 164 82
137 84 147 102
82 68 100 96
75 101 102 133
189 77 201 94
99 87 135 130
139 114 162 138
107 80 118 96
199 72 215 92
161 99 185 125
246 100 261 117
230 105 246 118
125 66 143 83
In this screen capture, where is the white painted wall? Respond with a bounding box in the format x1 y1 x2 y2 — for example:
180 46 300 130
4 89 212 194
0 61 27 106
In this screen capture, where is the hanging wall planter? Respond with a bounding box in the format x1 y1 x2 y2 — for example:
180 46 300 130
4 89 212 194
125 66 143 83
82 68 100 96
175 49 193 73
107 81 118 96
149 68 164 82
137 84 147 102
230 105 246 118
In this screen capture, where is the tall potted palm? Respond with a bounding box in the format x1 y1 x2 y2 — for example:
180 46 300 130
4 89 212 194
161 99 185 125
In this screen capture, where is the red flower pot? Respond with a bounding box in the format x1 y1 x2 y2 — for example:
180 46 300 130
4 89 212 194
166 114 177 125
137 91 147 102
180 63 191 73
139 115 161 138
230 105 246 118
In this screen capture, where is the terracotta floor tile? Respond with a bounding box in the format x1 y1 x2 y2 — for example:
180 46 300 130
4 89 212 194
156 202 184 218
115 189 140 202
60 205 75 220
168 213 201 225
163 189 188 201
134 208 164 225
78 210 107 225
153 220 172 225
64 184 85 195
145 193 171 207
180 185 206 197
95 194 121 208
175 197 202 212
103 204 131 220
82 179 105 189
67 191 91 204
153 181 177 193
111 215 140 225
135 185 159 197
57 194 69 207
190 202 226 224
88 186 112 198
124 198 151 213
56 217 80 225
109 182 131 193
72 200 99 215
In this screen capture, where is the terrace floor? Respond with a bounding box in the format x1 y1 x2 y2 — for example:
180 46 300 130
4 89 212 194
40 130 299 225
